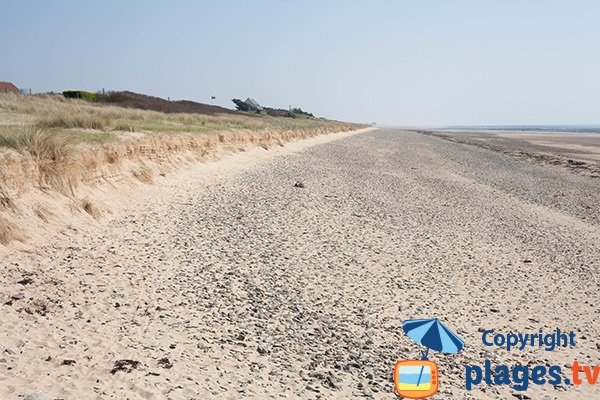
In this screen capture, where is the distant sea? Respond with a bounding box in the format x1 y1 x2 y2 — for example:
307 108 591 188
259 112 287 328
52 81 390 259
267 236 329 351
446 125 600 134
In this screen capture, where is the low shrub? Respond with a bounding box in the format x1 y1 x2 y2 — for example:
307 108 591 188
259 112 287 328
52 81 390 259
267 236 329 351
63 90 98 102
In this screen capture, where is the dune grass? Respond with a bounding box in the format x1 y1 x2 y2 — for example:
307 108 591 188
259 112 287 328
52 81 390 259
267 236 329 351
0 94 362 186
0 127 69 155
0 93 360 156
0 93 353 138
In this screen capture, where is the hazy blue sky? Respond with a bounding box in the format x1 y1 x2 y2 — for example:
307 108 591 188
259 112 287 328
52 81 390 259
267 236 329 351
2 1 599 126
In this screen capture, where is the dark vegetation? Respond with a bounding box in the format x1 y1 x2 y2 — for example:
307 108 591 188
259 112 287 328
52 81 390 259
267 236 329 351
264 106 314 118
61 90 314 119
232 98 252 112
63 90 240 116
62 90 98 102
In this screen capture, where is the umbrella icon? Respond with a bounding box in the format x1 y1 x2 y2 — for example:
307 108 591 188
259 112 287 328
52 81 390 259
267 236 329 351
402 318 464 387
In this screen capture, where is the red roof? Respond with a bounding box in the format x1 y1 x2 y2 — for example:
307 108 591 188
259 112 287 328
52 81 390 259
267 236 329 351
0 81 20 94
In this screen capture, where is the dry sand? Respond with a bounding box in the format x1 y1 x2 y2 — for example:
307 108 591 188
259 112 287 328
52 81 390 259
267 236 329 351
1 128 599 399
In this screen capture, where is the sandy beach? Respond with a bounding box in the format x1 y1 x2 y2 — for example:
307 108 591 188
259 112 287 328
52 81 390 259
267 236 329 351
1 128 599 399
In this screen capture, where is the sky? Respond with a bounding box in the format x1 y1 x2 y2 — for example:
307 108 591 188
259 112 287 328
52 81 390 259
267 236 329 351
2 1 600 126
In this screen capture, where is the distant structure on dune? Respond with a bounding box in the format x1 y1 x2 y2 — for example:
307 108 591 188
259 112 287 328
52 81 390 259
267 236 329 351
244 98 263 112
0 81 20 94
232 97 263 113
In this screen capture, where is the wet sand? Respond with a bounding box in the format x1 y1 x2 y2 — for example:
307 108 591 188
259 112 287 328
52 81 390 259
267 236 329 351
1 129 599 399
425 129 600 177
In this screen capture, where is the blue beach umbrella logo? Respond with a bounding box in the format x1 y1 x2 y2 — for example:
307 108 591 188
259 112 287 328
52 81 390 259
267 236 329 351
403 318 464 359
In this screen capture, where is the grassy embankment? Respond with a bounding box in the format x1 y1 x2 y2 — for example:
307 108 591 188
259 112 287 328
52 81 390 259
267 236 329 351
0 93 364 244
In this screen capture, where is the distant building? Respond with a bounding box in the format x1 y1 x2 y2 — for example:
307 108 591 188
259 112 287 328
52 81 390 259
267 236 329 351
0 81 20 94
245 97 263 112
